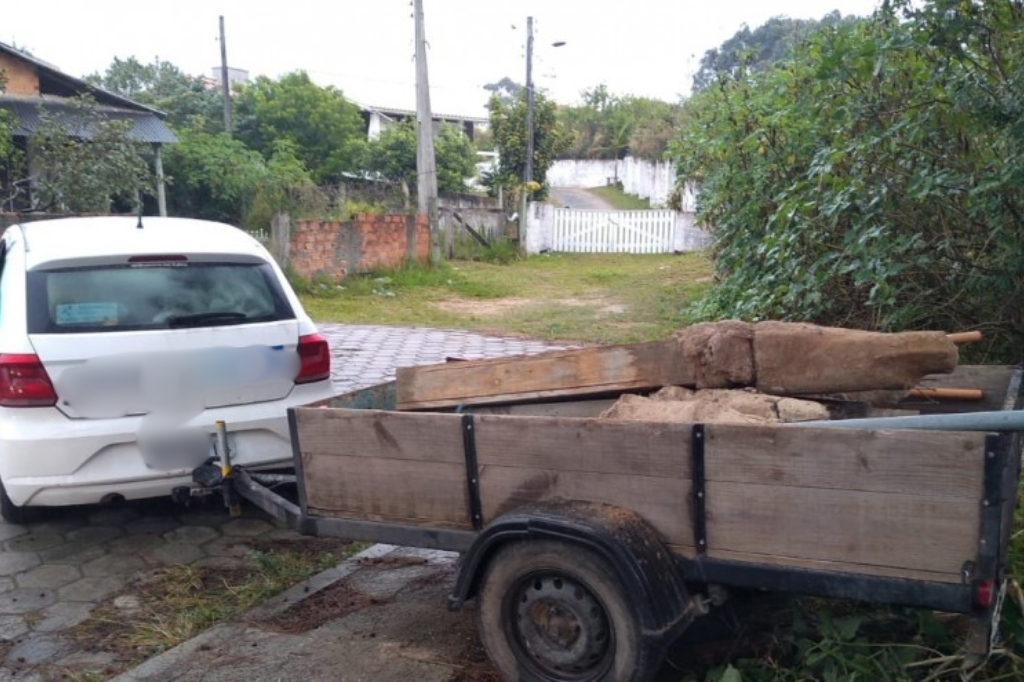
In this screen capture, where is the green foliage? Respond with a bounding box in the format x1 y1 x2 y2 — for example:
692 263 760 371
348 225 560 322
559 85 686 160
691 12 855 92
675 0 1024 362
163 121 313 227
234 71 365 183
587 183 651 210
364 120 477 194
85 57 222 130
28 95 153 213
486 89 568 198
0 71 20 202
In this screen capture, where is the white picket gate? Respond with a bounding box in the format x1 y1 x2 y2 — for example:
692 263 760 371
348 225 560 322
551 208 679 254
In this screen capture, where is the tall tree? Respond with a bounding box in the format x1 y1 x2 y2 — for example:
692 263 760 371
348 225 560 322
364 120 477 195
691 12 851 92
558 85 685 160
233 72 365 183
486 89 568 197
86 57 222 130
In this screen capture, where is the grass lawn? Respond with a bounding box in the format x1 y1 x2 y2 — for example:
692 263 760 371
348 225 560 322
299 252 713 345
586 184 652 210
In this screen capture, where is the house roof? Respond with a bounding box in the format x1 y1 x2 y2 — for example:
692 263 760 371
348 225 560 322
360 103 489 125
0 94 178 144
0 42 177 144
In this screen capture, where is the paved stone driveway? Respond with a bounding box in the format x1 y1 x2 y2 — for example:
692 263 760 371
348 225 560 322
0 323 570 680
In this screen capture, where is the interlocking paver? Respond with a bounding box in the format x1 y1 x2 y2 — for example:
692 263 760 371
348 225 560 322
64 525 124 545
4 533 63 553
15 565 81 590
0 553 41 577
140 543 205 567
0 588 56 614
162 525 219 545
82 554 146 578
58 577 125 603
0 323 568 677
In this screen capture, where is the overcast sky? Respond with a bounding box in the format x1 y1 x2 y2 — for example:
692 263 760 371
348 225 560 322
6 0 880 116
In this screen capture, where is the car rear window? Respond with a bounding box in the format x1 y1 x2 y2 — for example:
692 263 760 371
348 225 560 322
27 261 296 333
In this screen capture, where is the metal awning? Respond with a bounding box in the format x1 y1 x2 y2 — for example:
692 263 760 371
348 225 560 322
0 95 178 145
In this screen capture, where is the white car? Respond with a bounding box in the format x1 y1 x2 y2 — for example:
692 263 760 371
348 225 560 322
0 216 335 523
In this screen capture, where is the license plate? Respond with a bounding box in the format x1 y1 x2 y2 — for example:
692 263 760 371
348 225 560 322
140 432 212 471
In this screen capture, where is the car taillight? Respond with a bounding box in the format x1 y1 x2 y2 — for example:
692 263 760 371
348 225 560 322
295 334 330 384
0 354 58 407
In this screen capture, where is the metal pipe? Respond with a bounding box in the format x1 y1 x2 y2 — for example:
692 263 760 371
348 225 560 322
215 420 232 475
789 410 1024 432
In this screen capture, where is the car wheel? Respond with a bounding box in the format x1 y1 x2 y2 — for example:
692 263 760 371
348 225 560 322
477 539 661 682
0 482 42 525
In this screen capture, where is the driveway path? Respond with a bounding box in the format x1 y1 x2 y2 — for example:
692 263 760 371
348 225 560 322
0 324 569 681
549 187 617 210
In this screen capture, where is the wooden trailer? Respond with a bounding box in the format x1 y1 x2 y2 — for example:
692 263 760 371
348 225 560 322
217 364 1023 682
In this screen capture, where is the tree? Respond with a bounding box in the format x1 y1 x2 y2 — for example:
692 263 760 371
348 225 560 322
483 77 523 106
674 0 1024 361
486 89 568 197
691 12 851 92
28 95 153 213
558 85 685 160
86 57 222 130
162 120 313 227
364 120 478 196
0 72 21 205
234 72 365 183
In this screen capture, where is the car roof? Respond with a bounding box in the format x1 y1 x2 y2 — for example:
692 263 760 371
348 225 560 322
11 216 269 270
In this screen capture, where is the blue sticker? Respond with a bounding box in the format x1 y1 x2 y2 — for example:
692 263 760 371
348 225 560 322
55 302 120 325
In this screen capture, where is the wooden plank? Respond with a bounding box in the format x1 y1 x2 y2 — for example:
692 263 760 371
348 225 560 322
474 414 692 477
705 481 979 574
295 407 471 527
305 456 471 529
396 339 688 410
684 547 963 584
480 466 695 547
705 423 985 498
295 408 465 463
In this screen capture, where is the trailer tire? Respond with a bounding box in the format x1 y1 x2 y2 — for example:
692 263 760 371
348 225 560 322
477 539 660 682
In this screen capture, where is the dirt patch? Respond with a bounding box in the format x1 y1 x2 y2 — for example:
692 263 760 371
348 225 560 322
257 578 382 633
447 619 501 682
433 298 532 316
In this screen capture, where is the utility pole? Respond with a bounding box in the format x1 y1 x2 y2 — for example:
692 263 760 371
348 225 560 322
519 16 535 248
219 15 232 135
413 0 441 263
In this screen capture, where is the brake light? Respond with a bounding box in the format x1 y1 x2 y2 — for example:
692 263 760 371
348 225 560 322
0 354 58 407
296 334 330 384
974 579 995 609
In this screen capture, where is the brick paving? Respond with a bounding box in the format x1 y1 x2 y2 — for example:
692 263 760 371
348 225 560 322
0 324 569 680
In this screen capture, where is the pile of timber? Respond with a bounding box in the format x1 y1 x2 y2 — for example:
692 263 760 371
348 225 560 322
395 321 965 416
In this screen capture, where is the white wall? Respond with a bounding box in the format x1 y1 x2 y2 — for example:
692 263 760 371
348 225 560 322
547 157 696 209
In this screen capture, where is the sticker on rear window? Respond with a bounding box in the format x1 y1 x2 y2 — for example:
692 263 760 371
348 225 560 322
55 302 120 326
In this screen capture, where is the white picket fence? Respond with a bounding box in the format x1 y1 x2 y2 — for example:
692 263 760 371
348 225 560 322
548 209 682 253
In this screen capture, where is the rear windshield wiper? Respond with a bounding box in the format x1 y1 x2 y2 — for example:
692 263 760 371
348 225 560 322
166 311 249 328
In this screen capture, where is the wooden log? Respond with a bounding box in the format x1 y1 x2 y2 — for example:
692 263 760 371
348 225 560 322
753 322 958 396
908 387 984 401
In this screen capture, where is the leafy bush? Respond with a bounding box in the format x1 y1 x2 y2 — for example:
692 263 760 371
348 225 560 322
674 0 1024 362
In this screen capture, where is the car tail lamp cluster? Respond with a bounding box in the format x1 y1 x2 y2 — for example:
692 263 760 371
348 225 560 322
295 333 331 384
0 354 58 407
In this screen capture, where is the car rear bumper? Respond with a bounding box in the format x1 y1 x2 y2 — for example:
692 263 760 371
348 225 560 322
0 382 332 507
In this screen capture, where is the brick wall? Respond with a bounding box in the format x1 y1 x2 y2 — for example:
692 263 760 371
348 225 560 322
0 53 40 96
288 214 429 280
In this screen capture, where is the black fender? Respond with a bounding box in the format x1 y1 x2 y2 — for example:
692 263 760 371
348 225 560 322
448 500 695 643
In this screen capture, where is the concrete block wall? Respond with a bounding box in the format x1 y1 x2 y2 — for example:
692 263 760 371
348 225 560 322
286 214 428 280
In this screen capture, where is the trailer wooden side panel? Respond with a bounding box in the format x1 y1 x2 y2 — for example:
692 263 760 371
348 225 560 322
293 408 988 582
473 415 695 550
296 409 473 529
703 425 985 582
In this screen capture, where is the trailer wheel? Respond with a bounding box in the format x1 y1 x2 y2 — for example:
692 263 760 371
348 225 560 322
477 540 660 682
